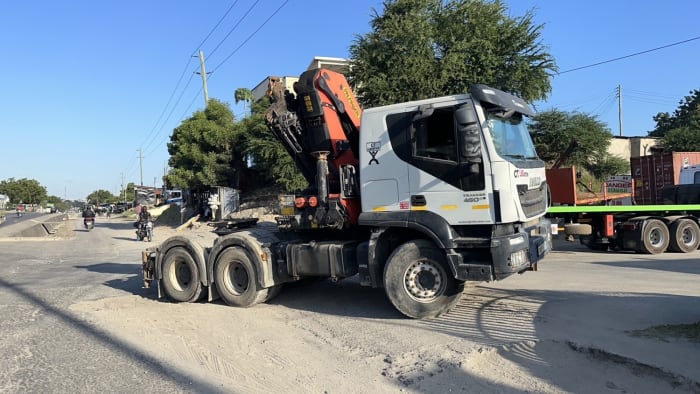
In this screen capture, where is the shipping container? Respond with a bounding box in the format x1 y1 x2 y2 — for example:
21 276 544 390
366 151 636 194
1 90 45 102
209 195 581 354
630 151 700 204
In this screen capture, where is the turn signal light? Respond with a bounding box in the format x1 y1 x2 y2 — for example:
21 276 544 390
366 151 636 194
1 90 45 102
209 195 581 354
294 197 307 208
308 196 319 207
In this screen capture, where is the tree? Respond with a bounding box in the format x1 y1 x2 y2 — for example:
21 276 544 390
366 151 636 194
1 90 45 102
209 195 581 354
165 99 245 191
648 89 700 151
529 109 628 179
240 99 308 191
46 195 70 212
234 88 254 117
86 189 117 205
0 177 47 205
347 0 557 107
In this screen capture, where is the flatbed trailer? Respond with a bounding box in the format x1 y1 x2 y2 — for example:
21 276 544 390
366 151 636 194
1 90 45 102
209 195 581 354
548 204 700 254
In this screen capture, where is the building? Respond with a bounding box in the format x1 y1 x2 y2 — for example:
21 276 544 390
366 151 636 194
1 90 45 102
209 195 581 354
0 194 7 210
608 136 662 159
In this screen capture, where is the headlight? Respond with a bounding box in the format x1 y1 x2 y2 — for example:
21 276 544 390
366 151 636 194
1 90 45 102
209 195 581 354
510 249 529 267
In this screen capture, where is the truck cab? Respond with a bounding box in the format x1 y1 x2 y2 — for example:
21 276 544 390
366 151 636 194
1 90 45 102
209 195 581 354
358 86 551 282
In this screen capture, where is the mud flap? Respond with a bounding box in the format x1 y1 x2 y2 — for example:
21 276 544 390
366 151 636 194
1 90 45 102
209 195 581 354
141 249 155 289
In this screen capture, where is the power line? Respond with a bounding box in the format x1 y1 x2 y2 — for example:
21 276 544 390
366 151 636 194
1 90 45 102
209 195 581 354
135 2 243 170
210 0 289 74
189 0 240 57
146 87 204 157
207 0 261 59
559 35 700 74
142 73 197 155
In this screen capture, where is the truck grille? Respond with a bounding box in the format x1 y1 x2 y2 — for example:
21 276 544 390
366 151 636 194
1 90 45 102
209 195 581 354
517 183 547 218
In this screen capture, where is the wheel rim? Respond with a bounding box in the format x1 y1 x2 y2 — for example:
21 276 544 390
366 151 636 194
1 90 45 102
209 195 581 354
223 262 249 295
681 225 696 246
167 259 192 291
403 258 447 303
649 227 665 247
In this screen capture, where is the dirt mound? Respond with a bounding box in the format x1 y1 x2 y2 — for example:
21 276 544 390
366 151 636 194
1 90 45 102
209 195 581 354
153 205 185 228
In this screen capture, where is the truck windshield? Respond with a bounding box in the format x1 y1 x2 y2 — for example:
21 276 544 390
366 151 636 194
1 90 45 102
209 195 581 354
487 112 538 160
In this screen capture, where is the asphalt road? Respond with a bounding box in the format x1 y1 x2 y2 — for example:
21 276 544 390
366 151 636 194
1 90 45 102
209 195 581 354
1 211 45 226
0 216 210 393
0 216 699 393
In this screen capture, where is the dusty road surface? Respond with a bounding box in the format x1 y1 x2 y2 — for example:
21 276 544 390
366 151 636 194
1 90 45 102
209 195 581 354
1 214 699 393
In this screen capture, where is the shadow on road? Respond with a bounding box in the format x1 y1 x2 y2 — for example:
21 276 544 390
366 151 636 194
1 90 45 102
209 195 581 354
267 278 400 319
0 276 228 393
592 256 700 275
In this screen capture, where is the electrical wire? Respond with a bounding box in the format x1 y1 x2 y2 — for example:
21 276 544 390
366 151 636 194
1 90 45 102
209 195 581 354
209 0 289 74
559 35 700 74
206 0 261 59
189 0 240 57
131 2 243 175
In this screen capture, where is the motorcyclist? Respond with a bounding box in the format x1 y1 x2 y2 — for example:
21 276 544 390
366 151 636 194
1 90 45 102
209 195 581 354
136 206 152 239
138 206 151 223
82 205 96 227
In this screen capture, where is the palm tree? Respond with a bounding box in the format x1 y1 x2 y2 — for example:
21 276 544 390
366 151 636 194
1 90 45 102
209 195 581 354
234 88 254 117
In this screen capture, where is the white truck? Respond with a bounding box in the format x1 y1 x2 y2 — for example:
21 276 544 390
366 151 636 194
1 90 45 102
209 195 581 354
142 69 552 319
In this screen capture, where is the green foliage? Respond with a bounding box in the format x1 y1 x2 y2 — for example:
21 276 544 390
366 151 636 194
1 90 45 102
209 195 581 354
165 99 245 190
242 100 308 191
0 177 47 204
347 0 556 107
46 195 71 211
234 88 254 117
86 189 117 204
530 109 628 179
662 127 700 152
586 155 629 181
647 89 700 151
649 89 700 137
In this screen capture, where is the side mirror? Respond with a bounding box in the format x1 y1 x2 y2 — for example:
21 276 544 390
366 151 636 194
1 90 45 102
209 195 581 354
456 105 478 125
457 105 482 168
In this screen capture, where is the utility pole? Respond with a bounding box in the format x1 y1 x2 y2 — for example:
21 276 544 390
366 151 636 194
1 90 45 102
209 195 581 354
196 50 209 106
137 148 144 186
121 173 125 203
617 84 623 136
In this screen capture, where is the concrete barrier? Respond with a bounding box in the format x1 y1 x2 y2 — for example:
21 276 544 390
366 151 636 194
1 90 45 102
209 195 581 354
10 213 69 238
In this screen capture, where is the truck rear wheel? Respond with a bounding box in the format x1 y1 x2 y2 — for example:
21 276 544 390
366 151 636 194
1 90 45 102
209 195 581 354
161 247 203 302
214 247 268 308
669 219 700 253
383 240 464 319
640 219 669 254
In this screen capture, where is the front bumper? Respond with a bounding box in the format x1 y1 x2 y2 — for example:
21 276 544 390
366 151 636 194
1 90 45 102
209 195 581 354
448 218 553 282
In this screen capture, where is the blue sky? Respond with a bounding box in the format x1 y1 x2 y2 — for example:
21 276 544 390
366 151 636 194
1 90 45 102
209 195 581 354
1 0 698 200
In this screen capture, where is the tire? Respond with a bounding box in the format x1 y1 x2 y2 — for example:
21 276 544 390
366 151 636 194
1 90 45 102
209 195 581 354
383 239 464 319
640 219 670 254
264 284 283 303
214 247 268 308
564 223 592 236
161 247 203 302
668 219 700 253
147 229 153 242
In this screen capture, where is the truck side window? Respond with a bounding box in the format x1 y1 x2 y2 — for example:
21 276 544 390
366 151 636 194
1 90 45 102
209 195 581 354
413 109 457 162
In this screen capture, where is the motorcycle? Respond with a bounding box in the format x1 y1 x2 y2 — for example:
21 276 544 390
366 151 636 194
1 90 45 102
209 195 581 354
84 217 95 231
136 220 153 242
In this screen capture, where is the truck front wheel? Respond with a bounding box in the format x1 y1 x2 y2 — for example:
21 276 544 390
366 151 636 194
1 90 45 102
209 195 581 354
161 247 203 302
669 219 700 253
383 240 464 319
214 247 268 307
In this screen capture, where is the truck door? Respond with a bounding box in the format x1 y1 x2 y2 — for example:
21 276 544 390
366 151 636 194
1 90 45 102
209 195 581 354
407 104 489 224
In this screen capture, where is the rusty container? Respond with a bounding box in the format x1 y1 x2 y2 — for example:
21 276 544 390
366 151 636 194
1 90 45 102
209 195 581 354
630 151 700 204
